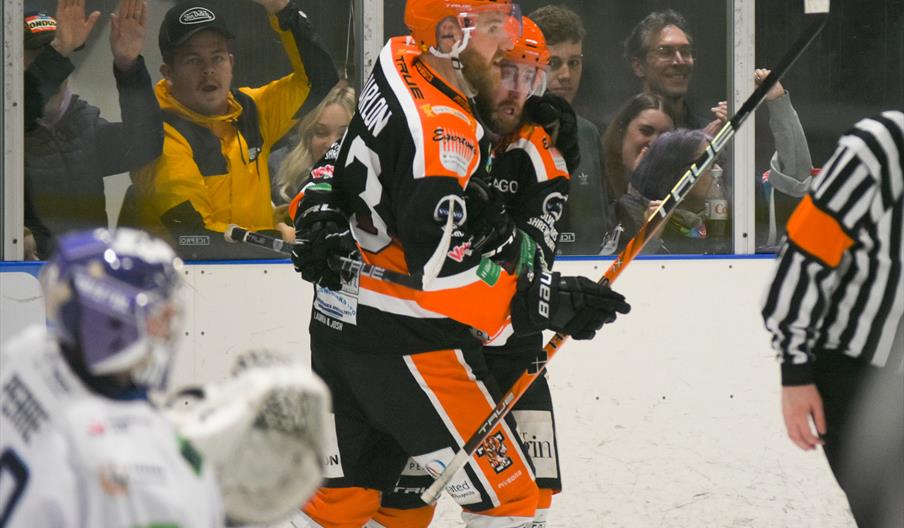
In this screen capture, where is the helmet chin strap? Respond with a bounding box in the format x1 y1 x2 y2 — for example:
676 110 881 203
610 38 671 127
429 30 478 98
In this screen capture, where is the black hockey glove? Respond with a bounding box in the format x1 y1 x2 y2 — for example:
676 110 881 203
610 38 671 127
465 175 515 255
525 93 581 174
291 219 357 290
511 271 631 340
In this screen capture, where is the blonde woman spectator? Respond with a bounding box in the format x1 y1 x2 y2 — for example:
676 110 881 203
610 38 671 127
271 83 355 205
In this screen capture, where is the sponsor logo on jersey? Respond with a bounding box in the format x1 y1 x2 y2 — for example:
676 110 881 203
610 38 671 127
432 194 467 226
314 284 357 327
512 410 559 479
551 150 568 173
476 432 513 474
179 7 216 24
400 459 429 476
359 76 393 137
476 259 502 286
1 374 49 444
434 127 476 177
421 104 471 124
88 421 106 436
493 178 519 194
447 240 472 263
98 463 167 495
576 171 590 185
322 414 344 478
99 465 130 495
396 55 425 99
310 164 334 180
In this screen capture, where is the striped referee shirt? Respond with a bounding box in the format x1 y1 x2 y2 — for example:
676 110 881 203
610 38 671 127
762 110 904 385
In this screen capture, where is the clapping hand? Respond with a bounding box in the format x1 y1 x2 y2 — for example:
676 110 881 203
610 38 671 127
50 0 101 57
110 0 148 71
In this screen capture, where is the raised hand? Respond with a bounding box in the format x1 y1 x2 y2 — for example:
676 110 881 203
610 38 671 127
251 0 290 15
702 100 728 137
755 68 786 102
51 0 102 57
110 0 148 71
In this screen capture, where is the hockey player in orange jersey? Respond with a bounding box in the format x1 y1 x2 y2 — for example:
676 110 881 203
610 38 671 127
374 17 575 527
290 2 630 526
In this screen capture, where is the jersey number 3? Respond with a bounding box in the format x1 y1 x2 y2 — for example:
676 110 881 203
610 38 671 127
0 448 29 527
346 136 392 254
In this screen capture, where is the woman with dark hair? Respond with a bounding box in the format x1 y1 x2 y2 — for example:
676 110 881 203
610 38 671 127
615 128 716 254
601 93 675 206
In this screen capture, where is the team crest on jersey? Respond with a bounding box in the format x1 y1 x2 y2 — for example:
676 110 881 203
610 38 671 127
476 432 513 473
542 192 567 222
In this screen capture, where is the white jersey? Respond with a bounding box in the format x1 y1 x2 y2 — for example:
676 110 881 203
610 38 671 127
0 326 223 528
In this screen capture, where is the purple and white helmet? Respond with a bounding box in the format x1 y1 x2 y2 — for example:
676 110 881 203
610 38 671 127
40 228 184 389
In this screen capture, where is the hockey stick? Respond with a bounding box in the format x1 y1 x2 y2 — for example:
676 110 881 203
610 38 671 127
420 4 830 504
223 225 426 291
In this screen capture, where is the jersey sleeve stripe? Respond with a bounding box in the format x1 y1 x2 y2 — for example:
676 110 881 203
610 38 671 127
786 194 855 268
380 41 426 180
871 113 904 204
848 126 893 204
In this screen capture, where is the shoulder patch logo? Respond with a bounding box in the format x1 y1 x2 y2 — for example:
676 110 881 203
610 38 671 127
422 104 471 124
433 127 476 177
179 7 216 24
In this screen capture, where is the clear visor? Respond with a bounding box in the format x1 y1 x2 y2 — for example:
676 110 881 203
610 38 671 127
457 4 523 45
500 60 547 97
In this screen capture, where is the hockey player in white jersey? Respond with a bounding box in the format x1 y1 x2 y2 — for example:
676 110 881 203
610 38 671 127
0 228 332 527
0 228 222 527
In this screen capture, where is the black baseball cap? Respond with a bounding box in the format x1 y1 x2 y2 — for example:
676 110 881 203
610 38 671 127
158 2 235 57
24 11 57 50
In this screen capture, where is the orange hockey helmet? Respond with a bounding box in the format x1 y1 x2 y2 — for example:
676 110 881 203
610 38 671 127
404 0 522 54
504 17 548 67
500 17 549 96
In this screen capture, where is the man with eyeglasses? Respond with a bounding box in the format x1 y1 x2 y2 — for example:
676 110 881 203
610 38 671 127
624 9 727 136
531 5 615 256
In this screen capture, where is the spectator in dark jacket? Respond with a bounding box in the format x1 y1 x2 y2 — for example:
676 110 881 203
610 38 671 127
23 0 163 258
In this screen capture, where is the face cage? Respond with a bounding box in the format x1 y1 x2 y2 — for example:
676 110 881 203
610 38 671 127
500 60 548 97
130 294 183 391
76 270 184 391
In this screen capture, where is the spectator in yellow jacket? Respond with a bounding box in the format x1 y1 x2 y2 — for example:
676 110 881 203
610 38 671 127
131 0 337 258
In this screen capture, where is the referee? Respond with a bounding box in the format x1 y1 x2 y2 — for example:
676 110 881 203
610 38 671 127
762 110 903 528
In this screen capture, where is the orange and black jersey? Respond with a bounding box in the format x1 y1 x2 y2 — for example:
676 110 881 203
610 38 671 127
306 36 522 353
490 123 571 267
483 122 570 353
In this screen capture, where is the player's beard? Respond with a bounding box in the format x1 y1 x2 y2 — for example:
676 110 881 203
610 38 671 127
460 47 503 100
475 92 522 137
